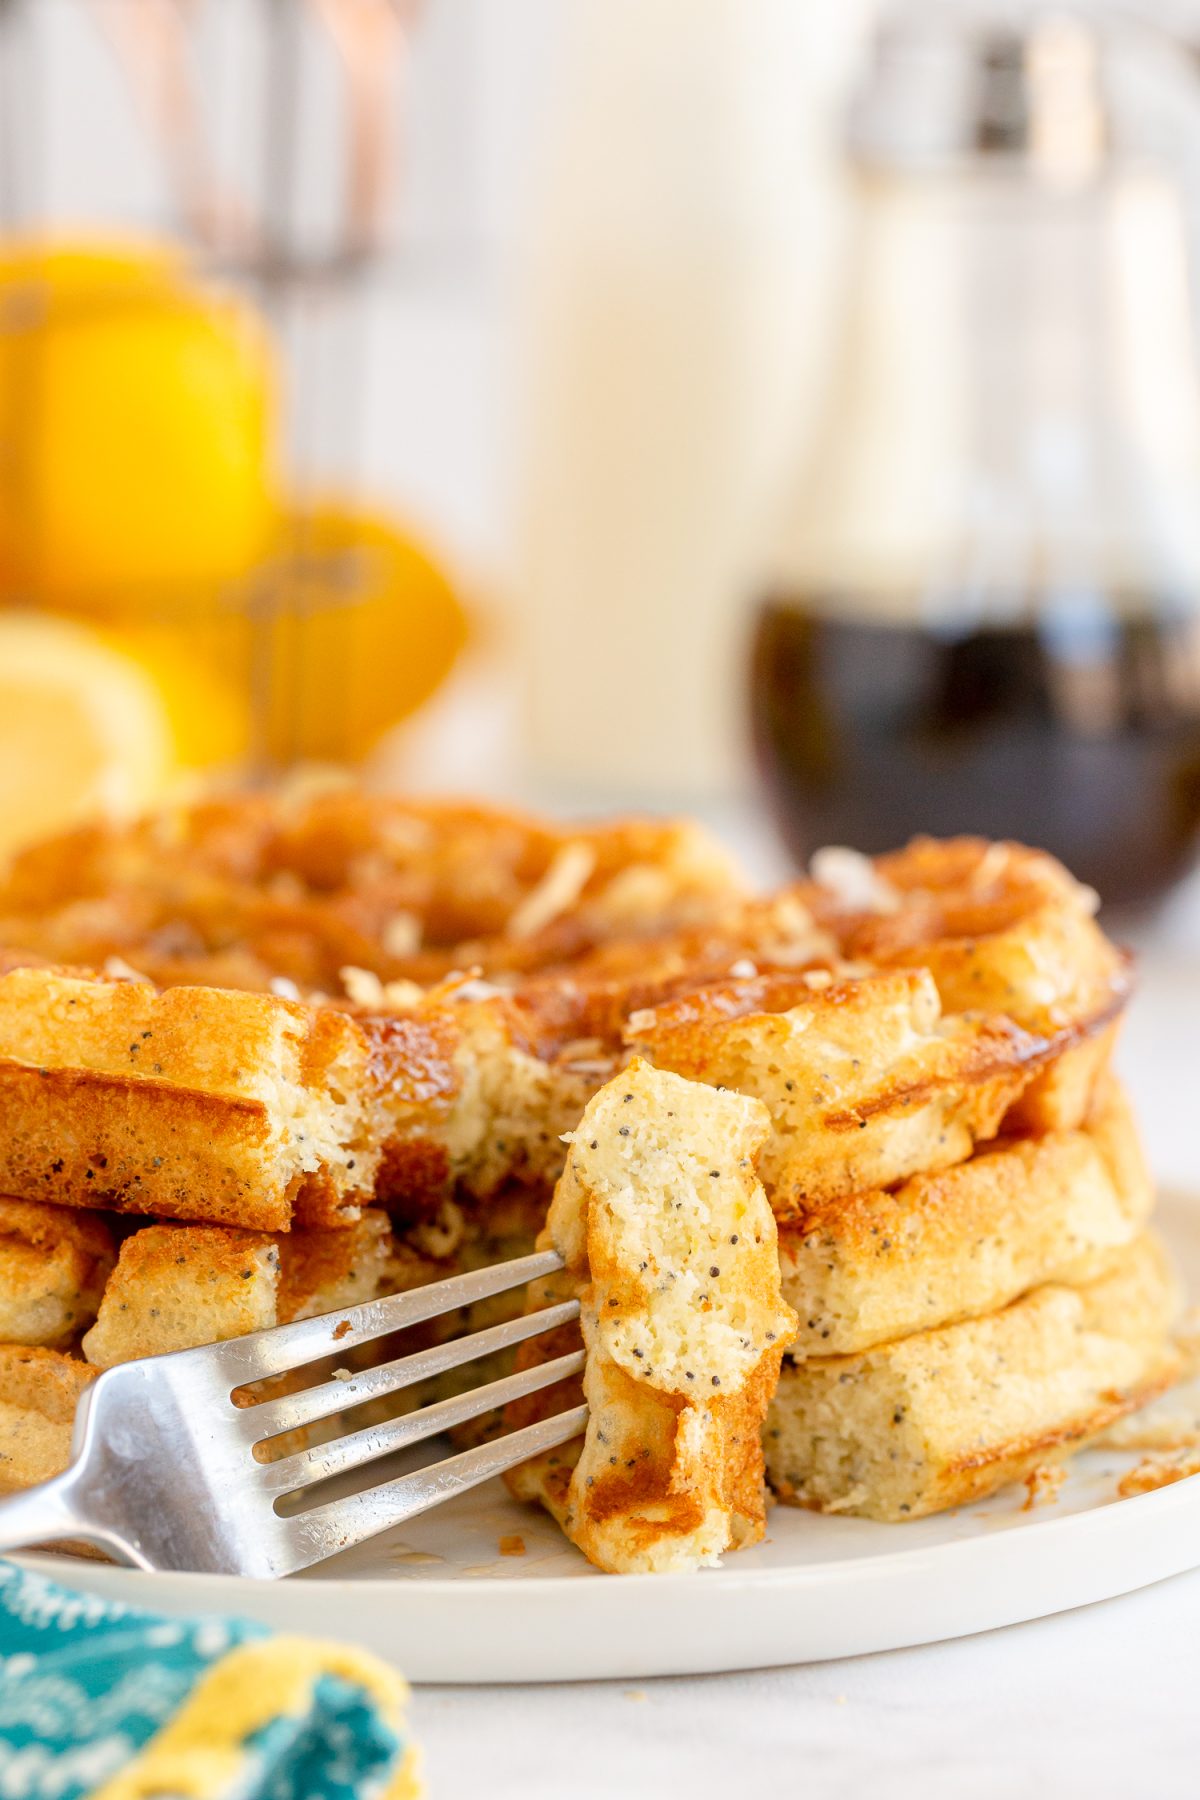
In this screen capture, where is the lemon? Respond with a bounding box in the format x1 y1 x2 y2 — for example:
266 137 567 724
0 612 173 855
98 618 252 771
266 503 469 763
0 235 183 303
0 235 277 605
89 504 468 773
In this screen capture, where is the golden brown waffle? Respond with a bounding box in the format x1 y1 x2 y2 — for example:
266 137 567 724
0 1198 115 1349
799 837 1130 1132
0 816 1132 1239
506 1061 796 1574
0 963 380 1229
0 1346 97 1493
765 1233 1182 1521
777 1073 1151 1355
626 968 1044 1211
0 792 747 992
81 1211 399 1368
0 797 1154 1544
0 1205 429 1493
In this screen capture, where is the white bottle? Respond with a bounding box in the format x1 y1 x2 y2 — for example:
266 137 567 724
509 0 868 798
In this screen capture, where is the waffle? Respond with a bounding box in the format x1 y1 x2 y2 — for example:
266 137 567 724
0 1196 115 1348
627 967 1044 1212
0 1346 97 1493
412 836 1128 1212
0 920 1117 1241
379 839 1127 1217
0 814 1129 1235
0 962 379 1229
0 957 612 1230
764 1233 1181 1521
0 796 1159 1554
81 1223 282 1368
800 838 1129 1133
778 1072 1151 1355
81 1211 397 1367
367 974 603 1216
0 1207 416 1491
0 791 746 992
506 1060 796 1574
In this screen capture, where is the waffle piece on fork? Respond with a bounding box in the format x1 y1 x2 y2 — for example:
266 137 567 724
506 1060 796 1574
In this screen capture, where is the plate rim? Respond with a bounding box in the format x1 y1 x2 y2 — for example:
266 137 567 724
11 1194 1200 1680
14 1473 1200 1681
16 1461 1194 1591
16 1470 1198 1602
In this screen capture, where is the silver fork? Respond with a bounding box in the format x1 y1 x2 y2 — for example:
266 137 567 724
0 1251 584 1577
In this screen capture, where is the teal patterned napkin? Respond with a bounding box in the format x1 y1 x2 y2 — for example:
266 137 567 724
0 1560 417 1800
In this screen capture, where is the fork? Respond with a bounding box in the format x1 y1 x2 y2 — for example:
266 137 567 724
0 1251 585 1577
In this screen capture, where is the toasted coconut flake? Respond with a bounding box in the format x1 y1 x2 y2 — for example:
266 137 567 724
970 842 1014 892
102 955 152 984
341 964 387 1008
1021 1463 1066 1510
506 842 596 940
759 896 837 966
383 911 422 958
448 977 506 1003
1118 1449 1200 1498
811 847 901 915
379 979 425 1013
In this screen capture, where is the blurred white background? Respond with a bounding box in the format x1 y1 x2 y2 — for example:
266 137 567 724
2 0 873 803
18 0 1200 896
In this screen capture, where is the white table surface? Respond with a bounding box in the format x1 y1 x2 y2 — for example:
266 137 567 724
415 1568 1200 1798
398 922 1200 1799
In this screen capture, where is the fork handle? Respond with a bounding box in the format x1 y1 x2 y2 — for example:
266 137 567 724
0 1470 135 1564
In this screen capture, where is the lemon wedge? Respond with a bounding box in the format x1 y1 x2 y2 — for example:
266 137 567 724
0 613 173 855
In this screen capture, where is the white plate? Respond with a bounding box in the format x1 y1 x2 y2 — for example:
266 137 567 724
19 1191 1200 1684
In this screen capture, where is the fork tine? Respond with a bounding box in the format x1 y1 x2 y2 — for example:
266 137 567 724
254 1349 586 1499
198 1248 567 1383
276 1405 590 1572
244 1299 581 1444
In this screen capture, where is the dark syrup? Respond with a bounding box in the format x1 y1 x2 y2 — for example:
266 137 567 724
750 594 1200 908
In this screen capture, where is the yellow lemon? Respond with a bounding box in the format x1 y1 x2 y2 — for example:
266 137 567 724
0 234 184 301
267 503 469 763
98 618 252 771
0 235 277 605
0 612 174 856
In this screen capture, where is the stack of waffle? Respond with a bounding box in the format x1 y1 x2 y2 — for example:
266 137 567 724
0 792 1180 1567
